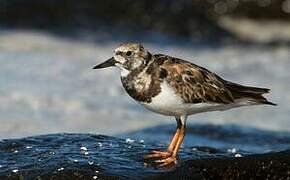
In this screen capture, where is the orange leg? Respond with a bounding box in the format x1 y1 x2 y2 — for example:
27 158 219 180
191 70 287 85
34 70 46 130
155 126 185 168
144 116 187 168
144 127 180 159
167 128 180 153
173 129 185 156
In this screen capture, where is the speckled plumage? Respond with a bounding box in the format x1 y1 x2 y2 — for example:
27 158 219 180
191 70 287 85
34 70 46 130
121 52 274 106
93 42 276 168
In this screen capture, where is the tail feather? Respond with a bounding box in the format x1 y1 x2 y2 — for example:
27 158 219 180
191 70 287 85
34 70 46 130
224 81 276 106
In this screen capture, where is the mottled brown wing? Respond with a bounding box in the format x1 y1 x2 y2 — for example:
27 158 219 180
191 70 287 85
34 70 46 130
155 54 234 104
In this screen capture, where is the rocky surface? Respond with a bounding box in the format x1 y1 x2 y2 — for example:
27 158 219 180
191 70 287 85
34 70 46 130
1 124 290 179
154 150 290 180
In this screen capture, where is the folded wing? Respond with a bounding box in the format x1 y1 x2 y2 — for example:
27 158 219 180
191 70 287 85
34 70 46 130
155 54 275 105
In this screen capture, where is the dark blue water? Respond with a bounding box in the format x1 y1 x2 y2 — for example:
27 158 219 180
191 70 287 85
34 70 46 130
122 124 290 154
0 124 290 179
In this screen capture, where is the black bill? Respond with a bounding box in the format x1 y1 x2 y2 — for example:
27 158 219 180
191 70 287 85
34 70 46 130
93 57 116 69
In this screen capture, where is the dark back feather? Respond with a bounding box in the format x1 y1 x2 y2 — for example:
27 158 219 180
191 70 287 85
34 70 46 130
223 81 276 106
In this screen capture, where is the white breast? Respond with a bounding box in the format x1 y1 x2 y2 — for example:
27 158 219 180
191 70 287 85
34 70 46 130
140 82 257 117
141 82 185 116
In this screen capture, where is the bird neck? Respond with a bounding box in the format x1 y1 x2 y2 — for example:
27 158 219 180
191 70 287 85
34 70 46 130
120 56 162 103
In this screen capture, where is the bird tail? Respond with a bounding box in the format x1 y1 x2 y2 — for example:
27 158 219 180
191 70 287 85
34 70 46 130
224 81 277 106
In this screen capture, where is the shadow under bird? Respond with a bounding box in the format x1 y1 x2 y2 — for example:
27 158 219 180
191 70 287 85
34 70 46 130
93 43 276 168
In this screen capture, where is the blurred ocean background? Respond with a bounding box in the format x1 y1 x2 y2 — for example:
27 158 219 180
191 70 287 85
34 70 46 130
0 0 290 139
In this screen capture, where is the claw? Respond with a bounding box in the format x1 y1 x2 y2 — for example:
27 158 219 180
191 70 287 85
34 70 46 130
143 150 177 168
144 150 172 159
155 156 177 168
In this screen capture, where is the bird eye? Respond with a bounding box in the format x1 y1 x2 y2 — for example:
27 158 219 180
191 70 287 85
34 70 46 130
126 51 132 56
116 51 122 56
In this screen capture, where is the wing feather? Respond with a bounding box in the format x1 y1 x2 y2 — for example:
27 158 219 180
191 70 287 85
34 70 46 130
155 54 234 104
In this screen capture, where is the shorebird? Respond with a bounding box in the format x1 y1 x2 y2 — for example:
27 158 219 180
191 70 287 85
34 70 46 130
93 43 275 168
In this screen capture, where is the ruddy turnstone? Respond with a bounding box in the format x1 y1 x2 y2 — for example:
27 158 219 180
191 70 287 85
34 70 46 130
93 43 276 168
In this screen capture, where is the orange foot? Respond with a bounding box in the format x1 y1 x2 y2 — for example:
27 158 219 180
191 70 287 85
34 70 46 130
144 150 177 168
144 150 172 159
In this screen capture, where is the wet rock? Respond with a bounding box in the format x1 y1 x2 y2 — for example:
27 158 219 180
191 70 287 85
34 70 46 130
153 150 290 180
0 125 290 179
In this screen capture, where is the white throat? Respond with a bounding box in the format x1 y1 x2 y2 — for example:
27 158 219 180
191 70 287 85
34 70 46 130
121 69 130 77
120 67 130 77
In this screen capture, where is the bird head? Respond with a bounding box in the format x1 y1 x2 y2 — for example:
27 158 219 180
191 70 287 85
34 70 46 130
93 43 152 76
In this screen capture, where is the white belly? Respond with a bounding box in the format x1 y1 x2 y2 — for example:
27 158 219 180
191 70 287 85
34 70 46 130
140 82 257 116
